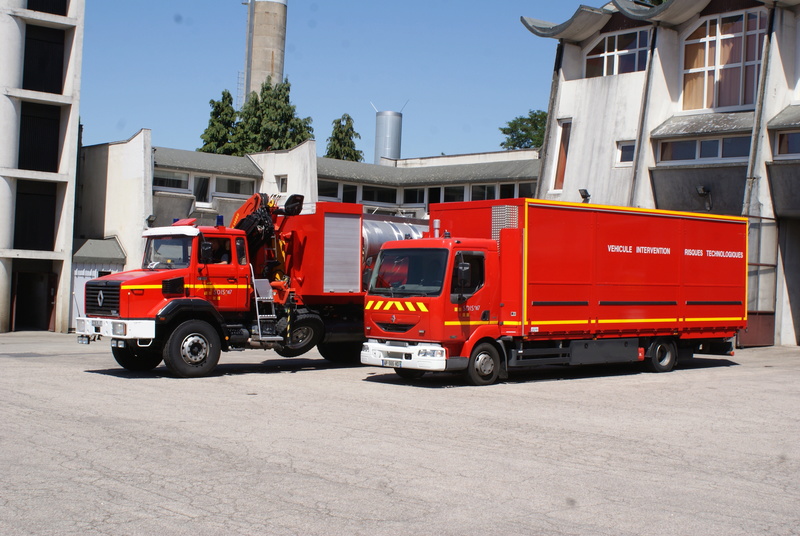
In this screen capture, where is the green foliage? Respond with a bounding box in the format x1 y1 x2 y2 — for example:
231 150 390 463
198 90 237 155
324 114 364 162
499 109 548 150
199 78 314 156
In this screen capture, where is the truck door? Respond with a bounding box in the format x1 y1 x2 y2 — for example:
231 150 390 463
446 251 488 339
199 235 250 312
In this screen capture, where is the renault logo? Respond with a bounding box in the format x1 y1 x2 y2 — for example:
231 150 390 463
97 290 104 308
391 314 396 323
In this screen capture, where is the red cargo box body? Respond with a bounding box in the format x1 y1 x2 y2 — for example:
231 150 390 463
429 199 747 341
276 202 365 304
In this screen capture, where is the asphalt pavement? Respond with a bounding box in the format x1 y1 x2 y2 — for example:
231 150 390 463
1 331 798 535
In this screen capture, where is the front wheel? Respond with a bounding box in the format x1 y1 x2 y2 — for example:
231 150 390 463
273 313 324 358
111 343 163 372
394 368 425 380
645 338 677 373
466 342 501 386
163 320 221 378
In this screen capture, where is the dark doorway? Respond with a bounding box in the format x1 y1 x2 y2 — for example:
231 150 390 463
11 270 56 331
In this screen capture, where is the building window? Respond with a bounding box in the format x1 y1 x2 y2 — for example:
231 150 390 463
776 132 800 156
403 188 425 204
518 183 535 198
554 120 572 190
194 176 210 203
362 185 396 204
618 141 635 165
659 136 750 162
342 184 357 203
154 170 189 190
470 184 496 201
276 175 287 193
586 29 650 78
443 186 465 203
318 180 339 199
683 10 767 111
215 177 254 196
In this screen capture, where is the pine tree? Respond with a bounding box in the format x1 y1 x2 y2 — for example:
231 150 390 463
246 78 314 153
198 90 237 155
324 113 364 161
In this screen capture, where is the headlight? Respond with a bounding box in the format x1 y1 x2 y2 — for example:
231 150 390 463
76 319 85 332
112 322 126 336
419 348 445 358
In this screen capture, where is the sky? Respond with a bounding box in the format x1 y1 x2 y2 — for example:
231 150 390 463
80 1 587 161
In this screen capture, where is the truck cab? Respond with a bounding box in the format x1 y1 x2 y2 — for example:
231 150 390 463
361 237 502 383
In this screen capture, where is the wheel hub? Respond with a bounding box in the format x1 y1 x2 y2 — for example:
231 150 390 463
180 334 208 365
474 351 495 376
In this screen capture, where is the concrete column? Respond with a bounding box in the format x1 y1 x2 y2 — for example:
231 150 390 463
0 176 17 332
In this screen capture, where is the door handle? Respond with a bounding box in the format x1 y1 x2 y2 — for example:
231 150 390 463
227 277 237 283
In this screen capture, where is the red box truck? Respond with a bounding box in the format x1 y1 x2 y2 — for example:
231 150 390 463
360 198 748 385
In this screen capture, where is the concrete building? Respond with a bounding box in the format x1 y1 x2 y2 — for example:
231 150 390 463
522 0 800 346
0 0 84 332
243 0 287 99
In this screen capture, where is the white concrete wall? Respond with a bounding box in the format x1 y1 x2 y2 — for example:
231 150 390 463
248 139 319 210
79 130 153 271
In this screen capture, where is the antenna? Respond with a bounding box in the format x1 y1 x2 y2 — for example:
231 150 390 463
370 101 379 113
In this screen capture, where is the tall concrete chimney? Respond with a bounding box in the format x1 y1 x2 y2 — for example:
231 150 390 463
244 0 287 99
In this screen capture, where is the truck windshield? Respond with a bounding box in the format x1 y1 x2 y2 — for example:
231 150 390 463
368 248 448 297
142 235 193 269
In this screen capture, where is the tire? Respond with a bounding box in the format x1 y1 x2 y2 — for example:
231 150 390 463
645 338 677 373
273 313 324 358
111 343 163 372
466 342 500 386
394 368 425 380
317 341 363 364
163 320 221 378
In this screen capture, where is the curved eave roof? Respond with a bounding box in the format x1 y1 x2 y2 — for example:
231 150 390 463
153 147 263 179
521 6 612 43
523 0 718 42
611 0 713 26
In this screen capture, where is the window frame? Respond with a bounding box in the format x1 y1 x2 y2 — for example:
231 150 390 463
585 28 651 78
657 135 751 164
681 9 767 112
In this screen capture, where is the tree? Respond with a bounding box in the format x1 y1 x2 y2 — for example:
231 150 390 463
199 90 238 155
324 114 364 161
234 78 314 155
499 109 547 150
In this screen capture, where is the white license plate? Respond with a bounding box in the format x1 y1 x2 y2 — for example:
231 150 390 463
91 320 103 327
382 359 402 368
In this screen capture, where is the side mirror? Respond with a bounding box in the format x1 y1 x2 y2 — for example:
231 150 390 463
282 194 304 216
457 262 471 288
200 241 213 264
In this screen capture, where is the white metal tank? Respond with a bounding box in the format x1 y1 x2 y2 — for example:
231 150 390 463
374 111 402 164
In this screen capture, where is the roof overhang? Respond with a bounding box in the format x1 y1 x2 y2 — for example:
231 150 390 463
651 112 755 139
611 0 713 26
521 6 612 43
767 105 800 131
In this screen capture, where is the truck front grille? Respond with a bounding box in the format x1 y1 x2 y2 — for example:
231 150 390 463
84 280 122 317
376 322 415 333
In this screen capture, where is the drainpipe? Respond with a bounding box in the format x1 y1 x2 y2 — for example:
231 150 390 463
743 5 776 217
536 39 565 199
628 24 659 208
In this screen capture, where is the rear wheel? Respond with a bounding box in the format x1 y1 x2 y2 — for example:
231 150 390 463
646 338 677 373
466 343 500 386
317 341 363 364
273 313 324 358
111 342 163 371
163 320 221 378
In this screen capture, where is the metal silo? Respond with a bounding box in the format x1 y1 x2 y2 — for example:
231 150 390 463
374 110 402 164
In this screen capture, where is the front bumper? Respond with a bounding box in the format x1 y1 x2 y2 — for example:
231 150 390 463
360 339 468 371
75 317 156 342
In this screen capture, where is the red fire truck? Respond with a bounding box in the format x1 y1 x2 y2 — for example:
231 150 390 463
76 194 425 377
360 198 748 385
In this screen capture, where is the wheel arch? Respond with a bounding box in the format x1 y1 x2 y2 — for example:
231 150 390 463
155 299 227 348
